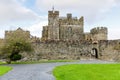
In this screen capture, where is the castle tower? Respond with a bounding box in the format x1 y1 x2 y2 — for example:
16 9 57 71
48 7 59 40
90 27 108 40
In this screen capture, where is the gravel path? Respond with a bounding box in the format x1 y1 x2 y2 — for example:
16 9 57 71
0 60 114 80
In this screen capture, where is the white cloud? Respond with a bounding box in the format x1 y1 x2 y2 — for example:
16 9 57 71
25 21 48 38
36 0 118 24
0 30 5 38
108 28 120 40
0 0 40 25
0 0 43 38
18 0 26 3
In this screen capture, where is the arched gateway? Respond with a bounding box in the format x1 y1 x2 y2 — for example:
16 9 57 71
92 48 98 58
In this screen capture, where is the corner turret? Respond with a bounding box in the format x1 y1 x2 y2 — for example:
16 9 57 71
90 27 108 40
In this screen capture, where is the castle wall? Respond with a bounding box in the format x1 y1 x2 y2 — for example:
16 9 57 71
42 26 48 41
59 25 84 40
5 28 30 40
4 28 40 43
31 41 93 60
59 16 84 34
18 40 119 61
98 40 120 61
84 33 92 40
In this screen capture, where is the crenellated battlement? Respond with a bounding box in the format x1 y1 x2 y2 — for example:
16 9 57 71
90 27 108 40
48 11 59 14
48 11 59 18
59 14 84 25
90 27 107 34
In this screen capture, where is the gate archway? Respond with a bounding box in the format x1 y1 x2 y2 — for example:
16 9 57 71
92 48 98 58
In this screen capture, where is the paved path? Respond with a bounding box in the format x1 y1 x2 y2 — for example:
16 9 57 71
0 60 114 80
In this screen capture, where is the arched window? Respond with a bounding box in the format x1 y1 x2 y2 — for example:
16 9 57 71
67 27 72 39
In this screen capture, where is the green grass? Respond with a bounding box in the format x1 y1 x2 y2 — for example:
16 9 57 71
0 62 3 64
0 66 12 76
0 61 6 65
53 64 120 80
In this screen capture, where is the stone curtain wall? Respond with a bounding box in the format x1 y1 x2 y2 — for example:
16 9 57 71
32 41 96 60
26 40 120 61
1 39 120 61
99 40 120 61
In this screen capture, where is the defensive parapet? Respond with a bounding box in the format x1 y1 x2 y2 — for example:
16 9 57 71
59 14 84 25
48 11 59 17
90 27 107 34
90 27 108 40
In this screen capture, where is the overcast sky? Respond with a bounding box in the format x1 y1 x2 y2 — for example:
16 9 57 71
0 0 120 40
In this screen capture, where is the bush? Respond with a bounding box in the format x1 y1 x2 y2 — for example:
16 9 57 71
11 54 22 61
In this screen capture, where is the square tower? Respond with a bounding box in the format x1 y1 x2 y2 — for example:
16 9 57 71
48 10 60 40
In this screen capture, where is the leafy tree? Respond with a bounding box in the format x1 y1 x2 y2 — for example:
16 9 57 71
1 29 33 64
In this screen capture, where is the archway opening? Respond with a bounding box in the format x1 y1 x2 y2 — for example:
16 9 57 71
92 48 98 58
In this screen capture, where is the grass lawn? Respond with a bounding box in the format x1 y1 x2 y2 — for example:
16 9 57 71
0 61 6 65
53 64 120 80
0 62 3 64
0 66 12 76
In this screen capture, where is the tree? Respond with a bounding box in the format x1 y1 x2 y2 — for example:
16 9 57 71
1 28 33 64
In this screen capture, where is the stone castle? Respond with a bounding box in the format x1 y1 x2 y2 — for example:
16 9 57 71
41 10 107 41
0 9 120 61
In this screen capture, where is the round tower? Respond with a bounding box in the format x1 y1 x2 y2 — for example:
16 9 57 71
90 27 108 40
